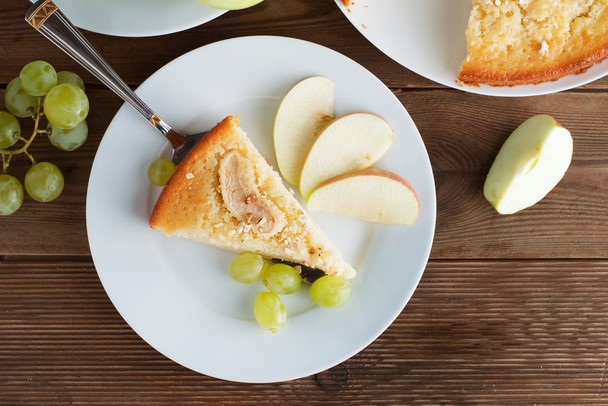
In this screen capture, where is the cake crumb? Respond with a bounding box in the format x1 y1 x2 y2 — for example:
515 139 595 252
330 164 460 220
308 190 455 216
540 41 549 56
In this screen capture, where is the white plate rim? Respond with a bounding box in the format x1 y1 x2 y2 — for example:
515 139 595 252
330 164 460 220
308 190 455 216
85 35 436 383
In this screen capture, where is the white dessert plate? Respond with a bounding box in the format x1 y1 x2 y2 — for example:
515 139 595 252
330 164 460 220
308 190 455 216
335 0 608 97
40 0 226 37
86 35 436 383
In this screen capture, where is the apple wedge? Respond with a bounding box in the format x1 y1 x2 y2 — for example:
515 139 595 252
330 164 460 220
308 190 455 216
483 114 573 215
274 76 335 185
196 0 264 10
307 168 420 225
299 113 394 200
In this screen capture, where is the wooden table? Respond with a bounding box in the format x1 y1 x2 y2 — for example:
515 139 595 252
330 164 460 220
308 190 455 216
3 1 608 403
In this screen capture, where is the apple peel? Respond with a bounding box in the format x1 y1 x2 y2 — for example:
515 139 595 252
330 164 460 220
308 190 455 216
307 168 420 225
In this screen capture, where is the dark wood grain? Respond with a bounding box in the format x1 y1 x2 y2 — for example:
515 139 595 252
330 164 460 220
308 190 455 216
2 259 608 404
3 0 608 403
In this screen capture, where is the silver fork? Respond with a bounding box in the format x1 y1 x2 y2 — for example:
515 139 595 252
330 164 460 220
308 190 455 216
25 0 205 164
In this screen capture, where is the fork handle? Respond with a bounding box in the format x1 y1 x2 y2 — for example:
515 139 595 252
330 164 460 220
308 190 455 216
25 0 184 149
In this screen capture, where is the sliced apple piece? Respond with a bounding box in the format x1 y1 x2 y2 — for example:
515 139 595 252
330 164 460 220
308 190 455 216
307 168 420 225
483 114 573 215
274 76 335 186
196 0 264 10
299 113 394 200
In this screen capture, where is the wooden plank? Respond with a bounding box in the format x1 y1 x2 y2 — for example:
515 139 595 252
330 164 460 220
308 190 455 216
2 1 608 91
400 90 608 259
1 259 607 403
2 89 608 258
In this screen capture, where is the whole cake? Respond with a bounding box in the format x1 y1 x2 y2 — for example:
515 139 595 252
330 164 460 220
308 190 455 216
458 0 608 86
150 115 356 279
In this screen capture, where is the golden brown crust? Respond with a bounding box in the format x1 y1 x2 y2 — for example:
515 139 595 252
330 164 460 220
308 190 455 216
458 0 608 87
459 46 608 87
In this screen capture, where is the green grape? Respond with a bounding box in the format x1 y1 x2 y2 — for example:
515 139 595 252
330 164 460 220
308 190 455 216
4 78 40 118
0 174 24 216
229 252 268 284
19 60 57 97
261 263 301 295
24 162 64 202
309 275 351 308
0 111 21 149
253 291 286 333
47 120 88 151
43 83 89 129
56 71 85 91
147 158 176 187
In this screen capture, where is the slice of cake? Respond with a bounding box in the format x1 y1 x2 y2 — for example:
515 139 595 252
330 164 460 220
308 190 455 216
150 115 356 279
458 0 608 86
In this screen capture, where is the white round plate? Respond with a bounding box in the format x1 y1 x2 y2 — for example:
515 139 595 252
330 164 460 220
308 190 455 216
86 36 436 383
43 0 226 37
336 0 608 97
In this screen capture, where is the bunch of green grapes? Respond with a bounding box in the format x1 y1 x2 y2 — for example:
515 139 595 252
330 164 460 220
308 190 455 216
229 252 351 333
0 60 89 215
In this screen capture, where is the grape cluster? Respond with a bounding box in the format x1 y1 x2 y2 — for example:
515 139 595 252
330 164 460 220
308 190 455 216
229 252 351 333
0 60 90 215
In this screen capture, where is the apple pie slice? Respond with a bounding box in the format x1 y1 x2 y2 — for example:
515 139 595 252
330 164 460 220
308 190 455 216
150 115 356 279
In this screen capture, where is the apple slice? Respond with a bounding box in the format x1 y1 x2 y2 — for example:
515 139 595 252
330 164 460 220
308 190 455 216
196 0 263 10
274 76 335 186
307 168 420 225
299 113 394 200
483 114 573 215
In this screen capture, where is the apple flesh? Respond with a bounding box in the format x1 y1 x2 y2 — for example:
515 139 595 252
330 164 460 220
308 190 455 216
197 0 263 10
274 76 335 186
307 168 419 225
299 112 393 200
483 114 573 215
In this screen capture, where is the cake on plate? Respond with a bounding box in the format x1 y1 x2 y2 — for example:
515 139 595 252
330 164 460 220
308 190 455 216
150 115 356 279
458 0 608 86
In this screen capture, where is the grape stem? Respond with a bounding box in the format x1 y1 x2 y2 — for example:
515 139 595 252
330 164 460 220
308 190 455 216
0 103 43 171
